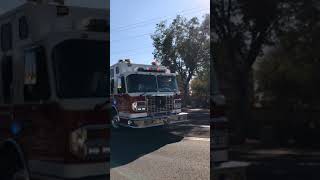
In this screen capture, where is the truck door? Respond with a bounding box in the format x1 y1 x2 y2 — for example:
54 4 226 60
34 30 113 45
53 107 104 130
12 46 54 160
0 55 14 140
115 76 127 112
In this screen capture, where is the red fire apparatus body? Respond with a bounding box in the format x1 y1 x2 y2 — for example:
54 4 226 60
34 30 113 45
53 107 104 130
110 60 188 128
0 1 110 179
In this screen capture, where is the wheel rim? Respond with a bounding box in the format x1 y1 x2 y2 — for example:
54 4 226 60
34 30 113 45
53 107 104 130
112 115 120 128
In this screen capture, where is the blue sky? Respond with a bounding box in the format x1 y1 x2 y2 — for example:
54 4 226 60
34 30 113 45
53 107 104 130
0 0 209 66
111 0 209 65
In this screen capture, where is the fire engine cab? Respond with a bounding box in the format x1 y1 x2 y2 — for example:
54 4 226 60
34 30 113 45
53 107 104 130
110 59 188 128
0 0 110 179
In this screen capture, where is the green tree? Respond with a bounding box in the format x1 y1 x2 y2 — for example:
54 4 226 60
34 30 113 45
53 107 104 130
211 0 305 142
190 69 210 107
254 4 320 144
255 1 320 109
152 14 210 105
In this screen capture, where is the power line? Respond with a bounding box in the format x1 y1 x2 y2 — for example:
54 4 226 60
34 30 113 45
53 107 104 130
111 32 152 43
112 45 154 55
110 9 209 43
112 8 209 33
112 47 155 58
111 7 206 31
110 8 210 61
113 8 209 32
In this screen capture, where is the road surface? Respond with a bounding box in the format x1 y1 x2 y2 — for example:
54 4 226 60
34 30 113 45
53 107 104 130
110 109 210 180
230 142 320 180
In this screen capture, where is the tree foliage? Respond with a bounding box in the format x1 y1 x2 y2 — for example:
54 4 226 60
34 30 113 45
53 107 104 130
211 0 303 141
151 14 210 104
255 0 320 109
190 68 210 107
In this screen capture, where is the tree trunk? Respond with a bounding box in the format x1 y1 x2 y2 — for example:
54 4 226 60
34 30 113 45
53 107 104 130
219 70 252 145
183 81 190 106
234 71 252 143
214 40 253 145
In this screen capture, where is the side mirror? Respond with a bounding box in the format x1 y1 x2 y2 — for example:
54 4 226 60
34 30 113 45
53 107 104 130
24 50 37 85
117 78 122 93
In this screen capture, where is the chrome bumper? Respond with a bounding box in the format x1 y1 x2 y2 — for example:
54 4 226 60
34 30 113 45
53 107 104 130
122 112 188 128
29 161 109 179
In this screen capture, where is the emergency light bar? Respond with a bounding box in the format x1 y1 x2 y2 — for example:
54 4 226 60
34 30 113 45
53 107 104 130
136 67 166 73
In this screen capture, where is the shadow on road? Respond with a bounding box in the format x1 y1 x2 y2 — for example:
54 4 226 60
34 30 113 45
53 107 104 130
230 142 320 180
167 125 209 138
183 108 210 125
110 127 184 168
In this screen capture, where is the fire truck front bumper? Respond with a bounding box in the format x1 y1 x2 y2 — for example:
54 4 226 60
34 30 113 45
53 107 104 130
124 112 188 128
29 160 109 179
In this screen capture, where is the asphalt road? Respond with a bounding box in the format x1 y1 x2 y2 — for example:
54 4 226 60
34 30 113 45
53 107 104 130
230 143 320 180
110 109 210 180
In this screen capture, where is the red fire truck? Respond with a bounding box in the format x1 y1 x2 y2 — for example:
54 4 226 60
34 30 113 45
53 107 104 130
0 1 110 179
110 59 188 128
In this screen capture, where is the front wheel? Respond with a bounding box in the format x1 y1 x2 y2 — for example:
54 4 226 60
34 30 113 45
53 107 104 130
0 145 30 180
111 115 121 129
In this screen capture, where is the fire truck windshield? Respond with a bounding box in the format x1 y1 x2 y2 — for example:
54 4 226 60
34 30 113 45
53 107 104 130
126 74 178 93
52 39 109 98
127 74 157 93
157 75 178 92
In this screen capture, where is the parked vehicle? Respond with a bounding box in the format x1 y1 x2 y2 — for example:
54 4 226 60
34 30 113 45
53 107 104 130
0 1 110 179
110 59 188 128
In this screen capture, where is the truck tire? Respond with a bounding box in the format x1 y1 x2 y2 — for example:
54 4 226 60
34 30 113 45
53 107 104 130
112 107 123 130
0 143 30 180
111 114 121 129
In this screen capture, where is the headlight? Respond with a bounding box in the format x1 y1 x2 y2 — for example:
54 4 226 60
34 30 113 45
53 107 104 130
70 128 87 158
70 127 109 159
174 99 182 109
102 147 110 154
87 147 100 155
132 101 147 112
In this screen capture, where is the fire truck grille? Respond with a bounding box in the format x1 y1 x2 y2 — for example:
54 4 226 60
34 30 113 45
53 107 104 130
146 96 174 116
